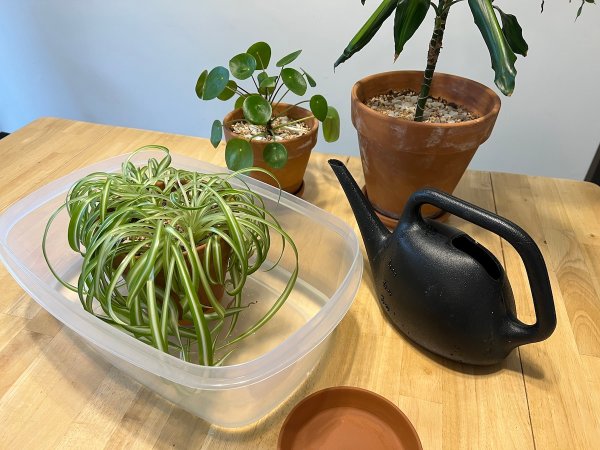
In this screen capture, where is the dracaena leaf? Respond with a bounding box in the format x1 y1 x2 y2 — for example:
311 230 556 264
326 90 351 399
494 7 528 57
468 0 517 96
393 0 430 61
335 0 398 68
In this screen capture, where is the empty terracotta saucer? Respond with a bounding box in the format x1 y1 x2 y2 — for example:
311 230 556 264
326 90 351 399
278 386 422 450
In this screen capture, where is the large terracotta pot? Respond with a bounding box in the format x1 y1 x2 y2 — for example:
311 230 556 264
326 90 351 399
223 103 318 195
351 71 501 224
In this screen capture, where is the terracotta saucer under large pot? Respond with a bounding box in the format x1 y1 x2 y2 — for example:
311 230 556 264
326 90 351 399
223 103 319 196
351 70 501 226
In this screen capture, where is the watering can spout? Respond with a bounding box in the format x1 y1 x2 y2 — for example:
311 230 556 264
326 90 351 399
328 159 390 262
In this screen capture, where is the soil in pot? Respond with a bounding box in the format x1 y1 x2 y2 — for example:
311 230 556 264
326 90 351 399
351 71 501 226
223 104 319 195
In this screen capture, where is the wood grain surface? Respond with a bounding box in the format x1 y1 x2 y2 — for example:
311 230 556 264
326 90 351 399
1 118 599 449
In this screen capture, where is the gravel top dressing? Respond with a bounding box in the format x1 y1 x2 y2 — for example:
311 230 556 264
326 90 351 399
366 90 478 123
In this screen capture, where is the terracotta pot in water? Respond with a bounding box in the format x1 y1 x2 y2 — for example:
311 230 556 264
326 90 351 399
223 103 318 195
351 71 501 225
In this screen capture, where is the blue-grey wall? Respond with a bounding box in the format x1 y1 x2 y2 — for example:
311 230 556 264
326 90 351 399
1 1 598 179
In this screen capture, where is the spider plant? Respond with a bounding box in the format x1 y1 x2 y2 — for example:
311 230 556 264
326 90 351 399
43 146 298 366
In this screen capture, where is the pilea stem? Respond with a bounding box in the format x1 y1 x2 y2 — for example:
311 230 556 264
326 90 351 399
414 0 451 122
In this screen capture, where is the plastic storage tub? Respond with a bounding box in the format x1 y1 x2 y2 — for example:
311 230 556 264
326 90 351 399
0 151 362 427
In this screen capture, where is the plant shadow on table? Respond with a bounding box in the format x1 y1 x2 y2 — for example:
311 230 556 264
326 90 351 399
361 255 545 379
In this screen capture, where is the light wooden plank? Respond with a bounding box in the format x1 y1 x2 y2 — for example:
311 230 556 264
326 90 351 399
492 172 600 449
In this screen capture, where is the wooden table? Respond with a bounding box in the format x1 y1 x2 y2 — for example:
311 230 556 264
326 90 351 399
1 118 599 449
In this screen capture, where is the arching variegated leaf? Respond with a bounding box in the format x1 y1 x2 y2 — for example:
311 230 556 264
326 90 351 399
335 0 398 68
394 0 430 61
494 7 528 57
468 0 517 95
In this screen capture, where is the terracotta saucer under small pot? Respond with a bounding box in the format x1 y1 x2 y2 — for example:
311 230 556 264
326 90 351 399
278 386 422 450
223 103 318 196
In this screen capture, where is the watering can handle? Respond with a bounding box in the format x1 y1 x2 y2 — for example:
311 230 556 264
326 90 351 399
404 188 556 345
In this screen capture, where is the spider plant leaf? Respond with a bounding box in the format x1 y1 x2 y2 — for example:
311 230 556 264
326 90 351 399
242 94 272 125
494 7 528 57
247 41 271 70
217 80 238 101
468 0 517 96
229 53 257 80
393 0 430 61
281 68 307 96
203 66 230 100
225 138 254 170
210 120 222 148
334 0 398 68
263 142 288 169
276 49 302 67
309 94 328 121
322 106 340 143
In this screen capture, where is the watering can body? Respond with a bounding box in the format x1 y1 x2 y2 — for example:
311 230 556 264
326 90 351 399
329 160 556 365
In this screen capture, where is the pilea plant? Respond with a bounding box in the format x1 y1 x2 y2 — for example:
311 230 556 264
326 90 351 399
43 146 298 366
335 0 592 121
195 41 340 171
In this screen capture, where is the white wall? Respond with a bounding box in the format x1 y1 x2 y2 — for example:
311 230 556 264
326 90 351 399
0 0 598 179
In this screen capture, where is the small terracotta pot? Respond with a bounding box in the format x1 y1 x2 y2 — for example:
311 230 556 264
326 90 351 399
351 71 501 223
116 238 231 321
223 103 319 195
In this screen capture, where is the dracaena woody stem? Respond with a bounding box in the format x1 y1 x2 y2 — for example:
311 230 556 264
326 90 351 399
414 1 450 122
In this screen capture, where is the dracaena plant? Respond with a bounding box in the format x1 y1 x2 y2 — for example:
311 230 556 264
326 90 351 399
335 0 592 122
195 41 341 171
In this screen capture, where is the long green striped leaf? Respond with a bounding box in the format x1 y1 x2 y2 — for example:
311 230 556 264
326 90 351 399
393 0 430 61
468 0 517 95
335 0 398 68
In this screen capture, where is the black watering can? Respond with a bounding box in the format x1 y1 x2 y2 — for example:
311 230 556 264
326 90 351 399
329 160 556 365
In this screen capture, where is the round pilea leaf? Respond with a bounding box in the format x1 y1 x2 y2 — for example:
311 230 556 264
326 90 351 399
323 106 340 143
263 142 288 169
243 94 272 125
195 70 208 99
276 49 302 67
210 120 222 148
203 66 229 100
229 53 257 80
247 41 271 70
301 68 317 87
217 80 238 101
310 95 328 121
281 68 307 96
225 138 254 170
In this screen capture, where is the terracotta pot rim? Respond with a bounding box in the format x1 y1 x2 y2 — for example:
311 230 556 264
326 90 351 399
222 103 319 146
351 70 501 129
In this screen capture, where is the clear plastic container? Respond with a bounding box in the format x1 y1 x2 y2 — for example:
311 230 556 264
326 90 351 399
0 151 362 427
